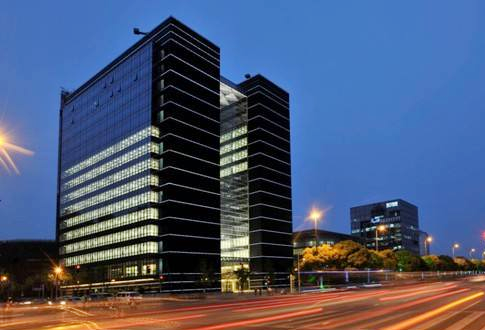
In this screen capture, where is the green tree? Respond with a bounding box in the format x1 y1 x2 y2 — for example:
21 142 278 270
422 255 441 271
438 255 458 271
347 247 371 269
378 249 397 270
471 259 485 271
453 257 474 271
301 244 338 270
333 240 369 269
395 250 427 271
368 250 384 269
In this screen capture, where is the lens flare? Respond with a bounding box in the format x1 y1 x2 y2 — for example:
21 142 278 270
0 131 34 175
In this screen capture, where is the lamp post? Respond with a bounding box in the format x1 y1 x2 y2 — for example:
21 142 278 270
297 255 304 293
470 248 476 259
0 275 8 301
54 266 63 300
452 243 460 258
375 225 386 251
424 236 433 255
308 207 323 248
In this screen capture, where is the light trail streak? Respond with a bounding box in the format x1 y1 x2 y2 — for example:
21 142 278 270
317 288 471 329
381 291 484 330
185 307 323 330
379 284 458 301
148 291 345 314
233 290 388 312
101 313 207 329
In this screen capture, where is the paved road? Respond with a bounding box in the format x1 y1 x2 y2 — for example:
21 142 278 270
2 277 485 329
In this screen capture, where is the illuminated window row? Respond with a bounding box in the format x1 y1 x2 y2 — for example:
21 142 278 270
220 150 247 166
61 175 158 215
220 162 248 178
220 138 247 155
61 225 159 255
221 236 249 249
60 208 159 241
62 160 158 203
63 242 159 266
63 191 159 228
125 263 157 277
220 125 247 143
62 144 152 191
63 126 159 177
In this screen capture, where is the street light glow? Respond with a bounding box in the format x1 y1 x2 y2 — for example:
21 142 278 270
308 207 323 224
54 266 63 275
426 236 433 243
377 225 386 232
453 243 460 249
0 129 34 175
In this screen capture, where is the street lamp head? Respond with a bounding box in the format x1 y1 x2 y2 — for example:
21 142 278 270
54 266 63 275
0 275 7 282
453 243 460 249
377 225 386 232
471 248 476 252
426 236 433 243
308 207 323 223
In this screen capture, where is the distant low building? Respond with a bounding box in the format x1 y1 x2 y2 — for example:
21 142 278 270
0 240 57 297
293 229 364 257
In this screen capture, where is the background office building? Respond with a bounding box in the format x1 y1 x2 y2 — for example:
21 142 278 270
219 76 292 291
57 17 292 293
350 199 421 255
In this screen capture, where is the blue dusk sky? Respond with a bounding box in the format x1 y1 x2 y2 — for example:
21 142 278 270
1 1 484 256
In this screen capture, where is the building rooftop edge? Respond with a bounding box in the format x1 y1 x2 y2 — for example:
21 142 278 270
350 198 417 210
61 16 219 104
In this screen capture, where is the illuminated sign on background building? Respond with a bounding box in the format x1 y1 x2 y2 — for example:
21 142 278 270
386 201 399 208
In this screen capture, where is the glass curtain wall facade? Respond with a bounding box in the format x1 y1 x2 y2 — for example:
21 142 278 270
57 17 221 293
220 81 250 292
219 75 293 291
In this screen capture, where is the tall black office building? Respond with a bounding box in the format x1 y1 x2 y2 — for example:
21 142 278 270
350 199 420 254
57 17 292 293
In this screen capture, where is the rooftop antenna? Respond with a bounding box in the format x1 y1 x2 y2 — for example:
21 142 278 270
133 28 148 36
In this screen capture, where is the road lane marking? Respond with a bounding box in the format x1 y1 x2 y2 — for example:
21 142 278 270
380 291 484 330
442 311 484 330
